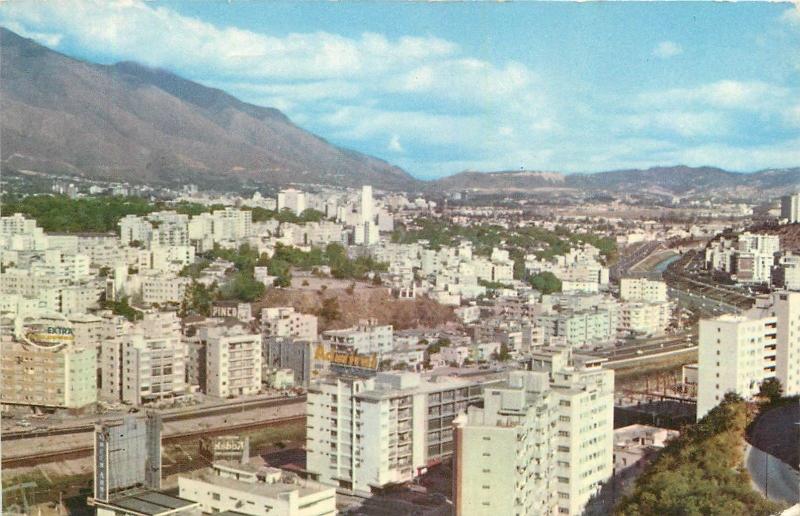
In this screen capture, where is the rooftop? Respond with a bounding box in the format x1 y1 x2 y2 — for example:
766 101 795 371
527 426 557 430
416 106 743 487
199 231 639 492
96 490 200 515
185 465 332 500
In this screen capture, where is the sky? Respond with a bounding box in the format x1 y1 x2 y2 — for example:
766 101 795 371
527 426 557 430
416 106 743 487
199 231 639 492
1 1 799 179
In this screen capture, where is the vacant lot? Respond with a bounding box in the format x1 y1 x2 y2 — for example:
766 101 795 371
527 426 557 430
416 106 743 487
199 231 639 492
256 282 456 331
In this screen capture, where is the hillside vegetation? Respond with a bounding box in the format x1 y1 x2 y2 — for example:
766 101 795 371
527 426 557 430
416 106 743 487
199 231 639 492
616 394 784 516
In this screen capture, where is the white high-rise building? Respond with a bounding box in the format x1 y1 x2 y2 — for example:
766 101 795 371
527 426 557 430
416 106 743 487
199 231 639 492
321 319 393 355
278 188 307 216
201 323 262 398
116 312 188 406
619 278 667 303
696 291 800 419
261 307 318 341
306 372 482 494
781 193 800 223
212 208 253 242
355 185 379 246
774 253 800 291
454 349 614 516
452 371 556 516
361 185 373 224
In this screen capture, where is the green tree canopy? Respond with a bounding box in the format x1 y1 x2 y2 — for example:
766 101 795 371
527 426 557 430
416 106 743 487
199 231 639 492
528 272 562 294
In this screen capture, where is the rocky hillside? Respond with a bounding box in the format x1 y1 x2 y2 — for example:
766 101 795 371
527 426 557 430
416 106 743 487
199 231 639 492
0 27 417 190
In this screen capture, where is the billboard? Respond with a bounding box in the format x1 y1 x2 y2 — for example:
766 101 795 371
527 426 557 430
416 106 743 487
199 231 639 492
16 313 74 349
314 345 378 371
211 301 251 321
94 430 109 501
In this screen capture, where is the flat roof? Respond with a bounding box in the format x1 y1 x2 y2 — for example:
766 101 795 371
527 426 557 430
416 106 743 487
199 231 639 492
98 491 200 515
190 470 332 500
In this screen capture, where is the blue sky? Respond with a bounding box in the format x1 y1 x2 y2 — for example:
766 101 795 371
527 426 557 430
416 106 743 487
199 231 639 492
2 1 799 179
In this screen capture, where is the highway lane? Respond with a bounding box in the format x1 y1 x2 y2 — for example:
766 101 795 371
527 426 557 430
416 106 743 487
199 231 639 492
2 394 306 441
1 414 306 469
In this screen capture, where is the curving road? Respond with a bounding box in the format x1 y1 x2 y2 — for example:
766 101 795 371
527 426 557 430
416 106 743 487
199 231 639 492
744 442 800 505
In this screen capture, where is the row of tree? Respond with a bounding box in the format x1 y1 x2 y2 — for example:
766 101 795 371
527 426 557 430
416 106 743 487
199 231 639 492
1 194 329 234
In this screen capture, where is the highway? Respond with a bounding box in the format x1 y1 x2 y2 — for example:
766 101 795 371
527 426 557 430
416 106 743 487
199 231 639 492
1 394 305 441
661 250 755 310
591 331 697 363
1 414 305 469
611 241 664 280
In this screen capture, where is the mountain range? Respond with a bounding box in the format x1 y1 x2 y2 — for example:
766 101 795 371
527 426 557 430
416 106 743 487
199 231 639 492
429 166 799 198
1 27 797 197
0 27 415 190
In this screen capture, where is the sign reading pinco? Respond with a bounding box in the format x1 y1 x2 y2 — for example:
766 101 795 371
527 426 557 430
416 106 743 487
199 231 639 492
16 313 74 349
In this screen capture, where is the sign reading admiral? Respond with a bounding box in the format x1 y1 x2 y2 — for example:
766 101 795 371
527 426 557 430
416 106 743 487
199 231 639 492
314 345 378 370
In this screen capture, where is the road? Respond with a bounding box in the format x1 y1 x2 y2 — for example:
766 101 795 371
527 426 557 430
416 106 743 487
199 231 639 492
1 397 306 468
745 443 800 505
2 393 305 440
611 241 664 280
591 331 697 362
662 250 755 310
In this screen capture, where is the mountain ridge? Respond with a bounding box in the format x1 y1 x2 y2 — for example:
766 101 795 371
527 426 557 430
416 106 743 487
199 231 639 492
0 27 418 190
429 166 799 198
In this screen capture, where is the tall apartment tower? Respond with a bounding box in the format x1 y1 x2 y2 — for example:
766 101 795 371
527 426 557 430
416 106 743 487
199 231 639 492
781 193 800 223
696 292 800 420
453 371 556 516
361 185 374 224
306 371 482 494
453 348 614 516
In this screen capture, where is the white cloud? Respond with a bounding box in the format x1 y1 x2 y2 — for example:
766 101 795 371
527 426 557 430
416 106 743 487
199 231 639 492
3 21 63 47
637 80 791 112
781 5 800 27
622 111 727 138
653 41 682 59
388 135 404 153
0 1 457 80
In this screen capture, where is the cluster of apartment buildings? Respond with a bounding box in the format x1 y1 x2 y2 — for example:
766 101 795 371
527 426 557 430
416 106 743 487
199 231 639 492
303 346 615 516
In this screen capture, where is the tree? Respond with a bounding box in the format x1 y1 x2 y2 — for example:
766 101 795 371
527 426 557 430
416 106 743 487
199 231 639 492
184 281 215 316
496 343 511 361
528 271 562 294
103 296 142 322
616 396 782 516
426 338 450 355
219 272 265 302
318 297 341 322
267 259 292 287
758 378 783 404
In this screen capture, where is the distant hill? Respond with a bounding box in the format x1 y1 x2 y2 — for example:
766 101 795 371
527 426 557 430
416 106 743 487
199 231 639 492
427 170 568 192
431 166 799 198
0 27 417 190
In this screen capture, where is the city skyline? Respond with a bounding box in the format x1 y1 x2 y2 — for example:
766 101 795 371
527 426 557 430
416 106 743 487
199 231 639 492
1 1 799 178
